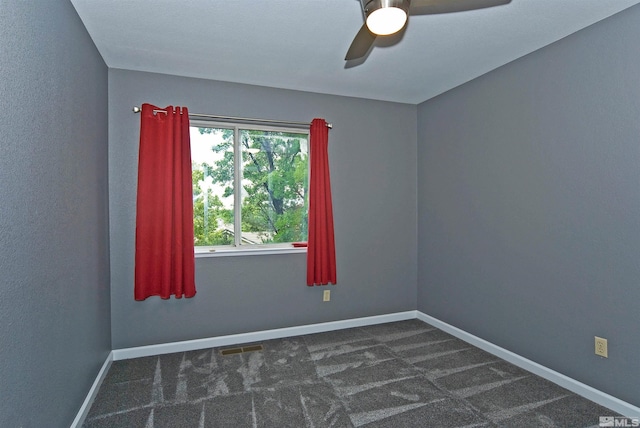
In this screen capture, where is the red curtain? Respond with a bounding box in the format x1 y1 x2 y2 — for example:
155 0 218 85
134 104 196 300
307 118 337 286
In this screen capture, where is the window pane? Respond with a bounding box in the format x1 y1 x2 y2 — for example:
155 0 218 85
190 126 235 246
239 129 308 244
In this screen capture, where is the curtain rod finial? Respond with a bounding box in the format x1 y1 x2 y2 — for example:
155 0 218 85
133 106 141 113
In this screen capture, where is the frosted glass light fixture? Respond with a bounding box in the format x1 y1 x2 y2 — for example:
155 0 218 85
365 0 409 36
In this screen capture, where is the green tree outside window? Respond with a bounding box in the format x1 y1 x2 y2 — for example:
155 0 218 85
192 126 308 246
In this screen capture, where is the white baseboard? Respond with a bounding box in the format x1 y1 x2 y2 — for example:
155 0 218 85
416 311 640 419
112 311 417 361
78 311 638 425
71 351 113 428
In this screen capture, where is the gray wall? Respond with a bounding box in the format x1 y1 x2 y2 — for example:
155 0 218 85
109 69 417 349
417 5 640 407
0 2 111 427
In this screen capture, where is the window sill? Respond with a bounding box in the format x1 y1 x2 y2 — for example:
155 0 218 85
195 245 307 258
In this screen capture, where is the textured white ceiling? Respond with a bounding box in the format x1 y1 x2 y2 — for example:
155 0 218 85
71 0 640 104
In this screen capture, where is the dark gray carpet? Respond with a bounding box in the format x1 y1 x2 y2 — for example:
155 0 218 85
83 319 617 427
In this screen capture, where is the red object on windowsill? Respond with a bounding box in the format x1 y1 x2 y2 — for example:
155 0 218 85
292 242 308 247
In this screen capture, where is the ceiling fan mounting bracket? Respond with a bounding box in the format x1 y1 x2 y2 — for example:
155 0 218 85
362 0 410 16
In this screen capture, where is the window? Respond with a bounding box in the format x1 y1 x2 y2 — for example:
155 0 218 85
190 121 309 253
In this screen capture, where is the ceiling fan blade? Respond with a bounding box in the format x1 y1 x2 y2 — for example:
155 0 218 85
410 0 511 15
345 23 377 61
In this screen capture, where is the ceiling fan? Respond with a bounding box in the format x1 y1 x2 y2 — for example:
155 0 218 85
346 0 512 61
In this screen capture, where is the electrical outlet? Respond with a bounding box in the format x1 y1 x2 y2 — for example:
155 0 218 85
323 290 330 302
595 336 608 358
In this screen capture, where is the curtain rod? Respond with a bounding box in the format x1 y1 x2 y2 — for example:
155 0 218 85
132 106 332 129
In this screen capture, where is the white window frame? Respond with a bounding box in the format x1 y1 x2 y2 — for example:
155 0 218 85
190 119 309 258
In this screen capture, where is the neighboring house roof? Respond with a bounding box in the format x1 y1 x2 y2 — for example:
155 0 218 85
219 224 272 245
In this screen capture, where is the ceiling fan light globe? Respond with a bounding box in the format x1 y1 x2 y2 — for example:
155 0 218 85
366 7 407 35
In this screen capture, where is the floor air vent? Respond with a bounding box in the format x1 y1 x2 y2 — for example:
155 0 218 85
220 344 264 356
